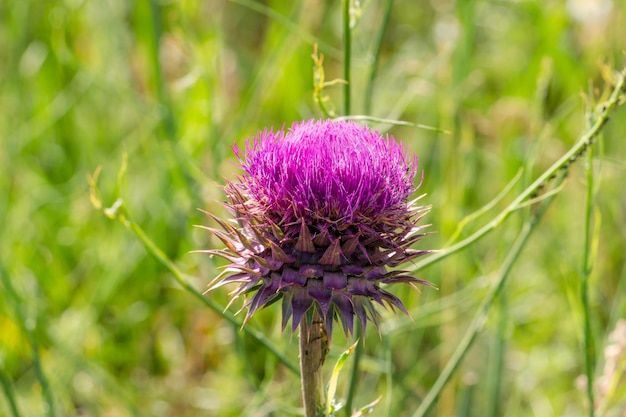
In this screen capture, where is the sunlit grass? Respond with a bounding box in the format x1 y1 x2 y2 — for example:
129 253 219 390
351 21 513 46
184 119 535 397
1 1 625 416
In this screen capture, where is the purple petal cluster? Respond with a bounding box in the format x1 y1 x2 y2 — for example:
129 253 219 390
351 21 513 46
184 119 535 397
201 119 431 338
236 120 416 227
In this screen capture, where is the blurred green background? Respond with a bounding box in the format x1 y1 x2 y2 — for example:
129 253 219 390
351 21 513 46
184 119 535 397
1 0 625 416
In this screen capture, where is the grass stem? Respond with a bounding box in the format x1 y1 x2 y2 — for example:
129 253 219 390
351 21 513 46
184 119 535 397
410 68 626 274
87 179 300 376
344 327 363 416
411 173 566 417
0 367 21 417
581 136 596 417
486 295 506 417
147 0 176 141
364 0 393 115
0 265 55 417
342 0 351 116
125 212 300 375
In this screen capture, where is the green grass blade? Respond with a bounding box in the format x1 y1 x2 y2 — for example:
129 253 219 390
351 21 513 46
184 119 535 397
0 265 55 417
88 171 300 375
486 294 506 417
342 0 351 116
147 0 177 142
581 127 597 417
231 0 340 58
350 397 381 417
409 68 626 274
326 341 358 416
411 172 566 417
363 0 393 115
343 327 363 417
335 115 450 134
0 367 21 417
125 213 299 375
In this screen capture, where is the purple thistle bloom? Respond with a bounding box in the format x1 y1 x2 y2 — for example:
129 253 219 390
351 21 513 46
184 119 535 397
200 119 432 338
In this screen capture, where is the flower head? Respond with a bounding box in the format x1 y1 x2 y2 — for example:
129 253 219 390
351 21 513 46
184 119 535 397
201 119 431 337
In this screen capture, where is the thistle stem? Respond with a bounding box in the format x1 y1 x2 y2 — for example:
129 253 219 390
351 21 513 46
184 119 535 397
342 0 351 115
300 309 328 417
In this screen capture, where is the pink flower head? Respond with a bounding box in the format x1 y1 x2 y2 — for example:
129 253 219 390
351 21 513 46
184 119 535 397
202 119 431 338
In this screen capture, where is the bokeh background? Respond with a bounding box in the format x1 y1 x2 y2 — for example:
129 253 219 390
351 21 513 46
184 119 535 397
1 0 625 416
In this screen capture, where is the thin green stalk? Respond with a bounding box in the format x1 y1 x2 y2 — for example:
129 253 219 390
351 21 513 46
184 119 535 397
124 211 300 375
383 333 393 416
0 265 55 417
232 0 340 58
364 0 393 115
147 0 176 141
486 294 506 417
88 176 300 375
146 0 202 204
0 368 21 417
409 68 626 274
51 339 142 417
220 2 305 152
344 327 363 416
335 115 449 134
342 0 351 115
457 383 474 417
581 142 596 417
411 174 565 417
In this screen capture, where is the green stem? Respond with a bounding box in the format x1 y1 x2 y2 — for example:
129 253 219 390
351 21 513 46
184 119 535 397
342 0 351 116
344 326 363 416
147 0 176 141
146 0 201 204
0 367 21 417
299 309 328 417
364 0 393 115
122 210 300 375
411 173 565 417
0 265 55 417
232 0 340 58
486 294 506 417
383 333 394 416
410 68 626 274
335 115 449 134
581 141 596 416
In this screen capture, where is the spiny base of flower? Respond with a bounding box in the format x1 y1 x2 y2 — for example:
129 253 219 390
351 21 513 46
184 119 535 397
199 205 433 339
199 119 433 339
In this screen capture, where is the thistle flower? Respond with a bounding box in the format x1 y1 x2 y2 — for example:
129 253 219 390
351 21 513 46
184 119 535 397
200 119 432 338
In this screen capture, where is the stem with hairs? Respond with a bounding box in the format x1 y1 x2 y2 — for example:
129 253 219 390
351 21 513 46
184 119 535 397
300 309 329 417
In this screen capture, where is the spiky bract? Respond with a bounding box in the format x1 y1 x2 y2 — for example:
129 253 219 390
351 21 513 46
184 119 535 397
200 119 431 338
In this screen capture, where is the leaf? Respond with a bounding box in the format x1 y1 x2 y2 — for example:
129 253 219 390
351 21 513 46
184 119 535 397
326 341 359 416
351 397 381 417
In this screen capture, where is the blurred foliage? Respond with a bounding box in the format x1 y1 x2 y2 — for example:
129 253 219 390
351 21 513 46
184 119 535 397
1 0 625 416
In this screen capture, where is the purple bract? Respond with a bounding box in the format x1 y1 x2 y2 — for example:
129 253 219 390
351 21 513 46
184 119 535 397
200 119 432 338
